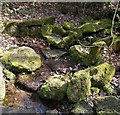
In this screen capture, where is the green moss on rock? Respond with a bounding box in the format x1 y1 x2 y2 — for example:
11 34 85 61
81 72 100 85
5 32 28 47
93 96 120 115
90 62 115 94
91 87 100 94
0 46 42 72
3 16 55 38
3 69 16 80
52 25 66 37
57 30 80 49
2 21 19 36
69 41 106 66
67 69 91 102
63 22 74 30
69 45 88 65
71 101 93 114
78 19 111 34
43 33 63 46
87 41 106 66
38 75 67 101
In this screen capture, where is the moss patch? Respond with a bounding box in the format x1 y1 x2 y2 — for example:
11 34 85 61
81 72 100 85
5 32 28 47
0 46 42 72
38 75 67 101
94 96 120 115
90 62 115 94
67 69 91 102
71 101 93 114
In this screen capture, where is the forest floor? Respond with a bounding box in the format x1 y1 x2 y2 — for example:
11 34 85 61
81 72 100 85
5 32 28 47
0 2 120 114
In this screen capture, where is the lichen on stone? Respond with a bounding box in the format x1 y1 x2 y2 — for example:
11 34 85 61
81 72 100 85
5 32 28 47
0 46 42 72
52 25 66 37
71 101 93 114
69 41 106 66
3 69 16 80
87 41 106 66
38 75 67 101
69 45 88 66
67 69 91 102
3 16 55 38
43 33 63 46
78 19 111 34
93 96 120 115
90 62 115 94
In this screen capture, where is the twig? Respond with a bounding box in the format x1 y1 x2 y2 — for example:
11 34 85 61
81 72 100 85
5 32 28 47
108 1 119 64
110 1 119 48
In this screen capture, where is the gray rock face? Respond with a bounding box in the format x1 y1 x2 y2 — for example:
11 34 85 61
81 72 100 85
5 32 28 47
0 46 42 72
45 59 75 74
71 101 93 114
93 96 120 115
41 49 66 59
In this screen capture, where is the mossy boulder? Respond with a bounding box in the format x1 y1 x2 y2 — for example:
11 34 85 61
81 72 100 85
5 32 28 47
69 45 88 66
0 46 42 72
38 75 67 101
69 41 106 66
71 101 93 114
0 66 5 101
67 69 91 102
42 24 80 49
87 41 106 66
90 62 115 94
78 19 111 34
93 96 120 115
3 16 55 38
